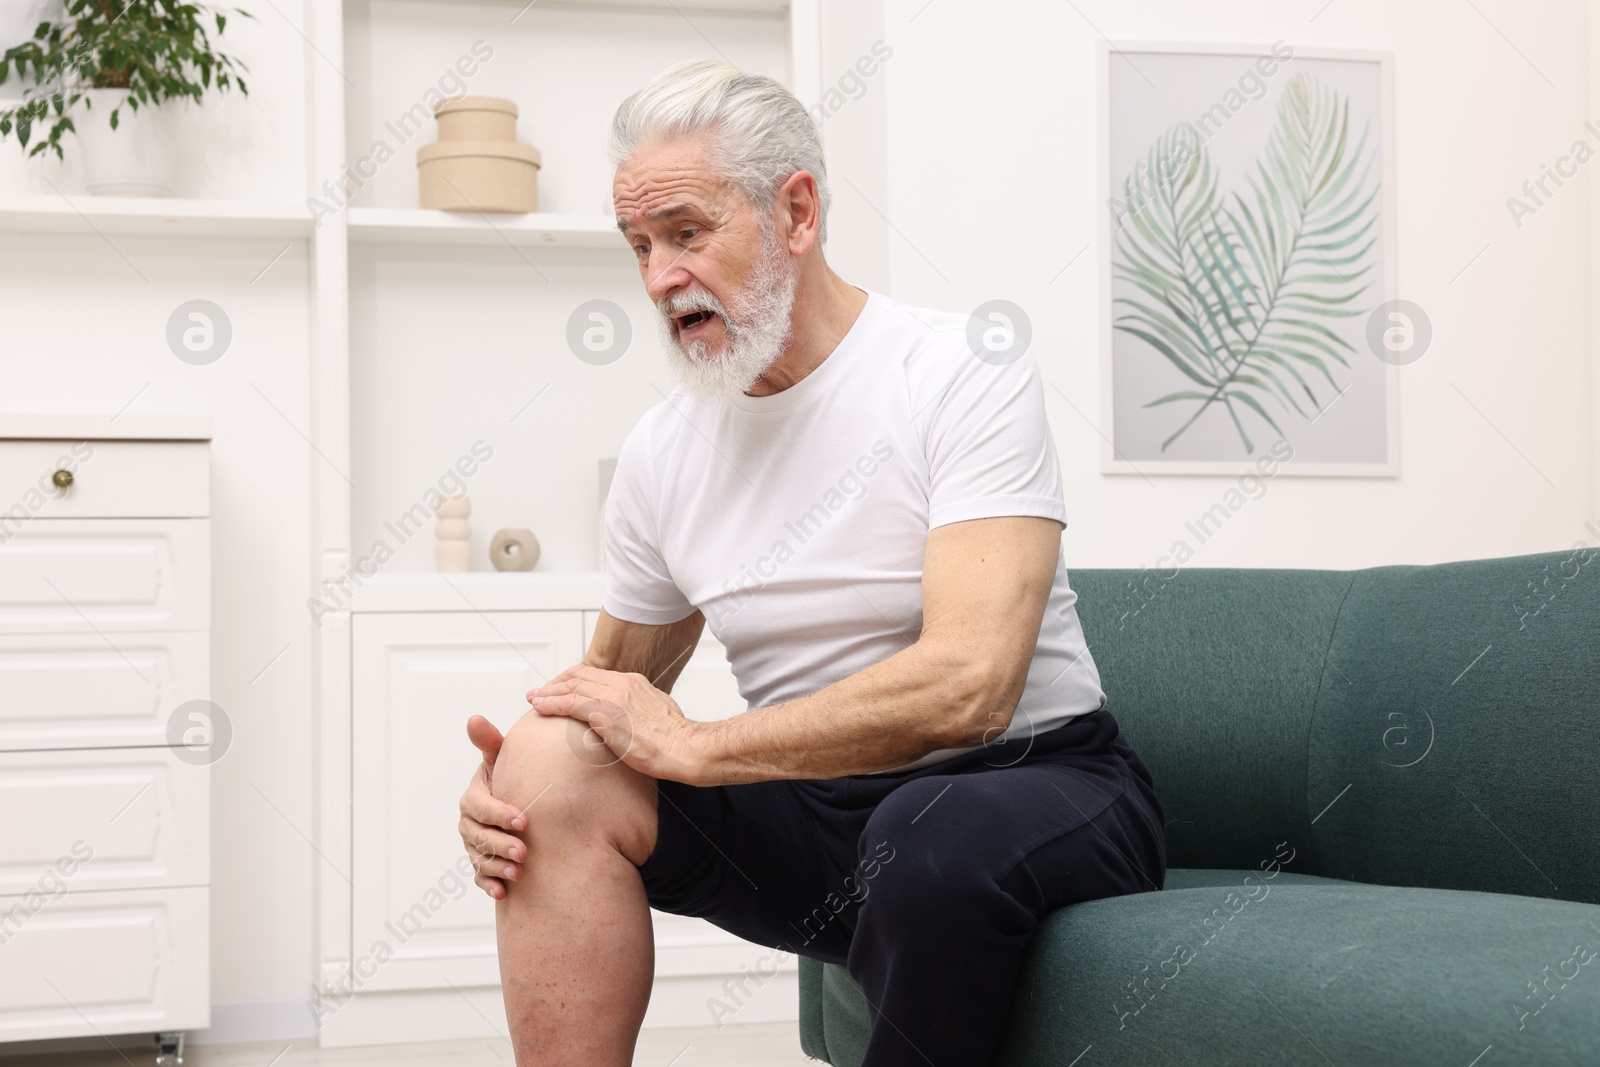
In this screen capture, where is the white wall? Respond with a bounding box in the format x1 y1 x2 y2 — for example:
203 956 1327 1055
815 0 892 293
869 0 1594 568
1591 3 1600 535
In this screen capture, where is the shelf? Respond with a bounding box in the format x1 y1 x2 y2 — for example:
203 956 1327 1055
0 193 313 239
435 0 787 12
347 570 608 613
0 412 213 441
346 207 629 251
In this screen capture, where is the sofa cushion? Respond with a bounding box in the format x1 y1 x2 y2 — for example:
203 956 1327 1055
1158 867 1347 891
800 871 1600 1066
1307 551 1600 906
1066 567 1351 874
1066 550 1600 908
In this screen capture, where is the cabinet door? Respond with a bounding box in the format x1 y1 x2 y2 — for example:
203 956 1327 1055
350 610 583 991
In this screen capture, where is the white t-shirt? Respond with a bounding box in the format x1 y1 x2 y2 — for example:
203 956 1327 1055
602 289 1106 774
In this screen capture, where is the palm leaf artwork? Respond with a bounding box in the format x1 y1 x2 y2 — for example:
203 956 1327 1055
1113 72 1380 454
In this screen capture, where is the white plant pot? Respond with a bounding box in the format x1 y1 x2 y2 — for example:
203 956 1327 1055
72 87 179 197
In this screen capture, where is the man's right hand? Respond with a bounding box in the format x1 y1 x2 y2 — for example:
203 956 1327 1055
460 714 529 900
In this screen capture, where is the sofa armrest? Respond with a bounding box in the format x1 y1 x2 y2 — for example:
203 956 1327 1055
797 955 829 1062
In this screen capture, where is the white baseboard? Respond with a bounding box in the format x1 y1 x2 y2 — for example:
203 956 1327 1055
316 971 800 1048
0 971 800 1058
189 998 319 1046
651 970 801 1031
0 1034 152 1058
0 999 317 1057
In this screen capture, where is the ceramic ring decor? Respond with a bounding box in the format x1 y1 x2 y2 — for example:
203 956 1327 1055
490 528 540 571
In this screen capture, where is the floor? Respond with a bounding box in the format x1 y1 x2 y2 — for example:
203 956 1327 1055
0 1023 821 1066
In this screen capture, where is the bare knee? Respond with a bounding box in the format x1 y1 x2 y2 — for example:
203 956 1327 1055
491 710 657 867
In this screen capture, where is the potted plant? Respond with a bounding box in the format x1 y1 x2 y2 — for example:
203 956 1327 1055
0 1 253 196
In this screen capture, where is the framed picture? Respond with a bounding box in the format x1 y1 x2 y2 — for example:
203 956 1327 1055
1097 42 1400 476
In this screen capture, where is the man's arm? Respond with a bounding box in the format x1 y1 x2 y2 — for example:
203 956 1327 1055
584 607 705 693
530 514 1063 784
686 514 1061 782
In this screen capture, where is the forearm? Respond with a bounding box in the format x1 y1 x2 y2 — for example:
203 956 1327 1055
584 608 704 693
689 638 1009 784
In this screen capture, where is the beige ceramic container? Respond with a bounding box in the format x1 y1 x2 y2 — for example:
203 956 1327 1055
433 96 518 142
417 141 542 212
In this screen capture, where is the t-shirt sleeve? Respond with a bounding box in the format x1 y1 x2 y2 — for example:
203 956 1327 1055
601 425 697 625
920 343 1068 531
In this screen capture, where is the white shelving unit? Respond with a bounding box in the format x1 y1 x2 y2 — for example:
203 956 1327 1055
430 0 790 10
533 0 789 10
306 0 824 1048
449 0 790 10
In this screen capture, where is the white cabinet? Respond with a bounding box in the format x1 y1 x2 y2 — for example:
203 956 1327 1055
0 425 211 1049
342 594 784 1037
350 610 583 991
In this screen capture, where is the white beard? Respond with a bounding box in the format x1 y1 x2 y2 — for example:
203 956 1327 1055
656 225 799 402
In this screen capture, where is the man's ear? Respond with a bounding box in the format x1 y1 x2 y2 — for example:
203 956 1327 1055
776 169 822 257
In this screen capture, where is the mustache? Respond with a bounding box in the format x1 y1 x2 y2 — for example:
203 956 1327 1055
658 289 728 321
656 289 732 331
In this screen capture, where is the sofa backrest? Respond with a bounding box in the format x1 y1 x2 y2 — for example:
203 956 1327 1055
1070 547 1600 907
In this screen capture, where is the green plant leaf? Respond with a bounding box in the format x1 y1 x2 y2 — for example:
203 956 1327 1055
0 0 252 154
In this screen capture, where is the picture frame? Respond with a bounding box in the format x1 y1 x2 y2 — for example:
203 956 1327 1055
1096 41 1401 477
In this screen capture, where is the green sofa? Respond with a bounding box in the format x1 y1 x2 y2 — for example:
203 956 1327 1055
798 548 1600 1065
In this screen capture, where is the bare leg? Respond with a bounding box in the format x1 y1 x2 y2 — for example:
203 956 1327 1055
491 710 659 1065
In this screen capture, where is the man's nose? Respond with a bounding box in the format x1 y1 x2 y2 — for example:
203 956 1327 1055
643 249 692 304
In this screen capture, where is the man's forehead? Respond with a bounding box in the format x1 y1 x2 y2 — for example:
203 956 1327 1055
614 173 733 231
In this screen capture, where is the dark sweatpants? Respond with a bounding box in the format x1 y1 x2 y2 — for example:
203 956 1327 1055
637 702 1169 1066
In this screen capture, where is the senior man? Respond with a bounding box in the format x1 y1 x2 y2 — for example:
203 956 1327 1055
457 59 1167 1067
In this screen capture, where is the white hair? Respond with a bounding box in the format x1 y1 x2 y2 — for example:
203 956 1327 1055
609 59 831 244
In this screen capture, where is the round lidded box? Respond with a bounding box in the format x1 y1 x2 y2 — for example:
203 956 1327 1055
433 95 518 142
417 141 542 213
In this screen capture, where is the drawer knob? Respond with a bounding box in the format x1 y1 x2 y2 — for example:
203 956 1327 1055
51 468 74 490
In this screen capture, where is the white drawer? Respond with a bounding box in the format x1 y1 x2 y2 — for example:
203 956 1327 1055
0 518 208 634
0 885 208 1041
0 631 209 751
0 439 208 519
0 746 208 895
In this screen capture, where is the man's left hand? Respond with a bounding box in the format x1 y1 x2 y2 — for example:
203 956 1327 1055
529 665 708 784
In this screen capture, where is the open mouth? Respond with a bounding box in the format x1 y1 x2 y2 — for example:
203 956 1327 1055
674 309 719 338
